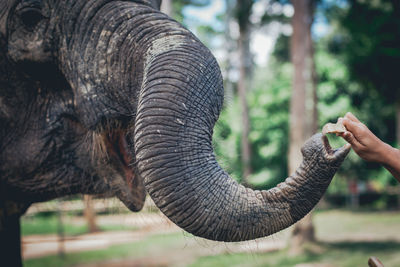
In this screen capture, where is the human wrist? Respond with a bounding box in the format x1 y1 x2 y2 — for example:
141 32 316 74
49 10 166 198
379 142 400 167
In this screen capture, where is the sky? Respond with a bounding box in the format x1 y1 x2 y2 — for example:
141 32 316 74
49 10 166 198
183 1 225 32
182 0 330 67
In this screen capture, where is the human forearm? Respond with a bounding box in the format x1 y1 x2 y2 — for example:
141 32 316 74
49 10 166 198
379 142 400 182
338 112 400 182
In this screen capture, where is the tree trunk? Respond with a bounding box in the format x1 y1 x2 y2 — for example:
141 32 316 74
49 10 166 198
289 0 317 254
161 0 173 17
349 178 359 209
223 0 235 101
57 200 65 258
238 29 252 183
83 195 99 233
237 0 253 184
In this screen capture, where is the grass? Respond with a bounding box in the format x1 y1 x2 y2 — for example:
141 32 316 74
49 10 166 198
23 210 400 267
21 214 138 236
190 241 400 267
191 210 400 267
24 232 187 267
314 209 400 241
21 215 88 236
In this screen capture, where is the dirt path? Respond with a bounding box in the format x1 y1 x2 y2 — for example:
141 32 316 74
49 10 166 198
22 228 179 259
22 213 179 259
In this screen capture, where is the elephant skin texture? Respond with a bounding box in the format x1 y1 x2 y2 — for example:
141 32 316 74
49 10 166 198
0 0 349 265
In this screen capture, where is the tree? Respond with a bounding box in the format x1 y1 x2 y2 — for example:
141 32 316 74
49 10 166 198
289 0 318 254
236 0 254 183
338 0 400 207
160 0 173 16
83 195 99 233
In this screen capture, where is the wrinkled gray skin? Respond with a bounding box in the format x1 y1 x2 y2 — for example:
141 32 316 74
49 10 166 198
0 0 350 265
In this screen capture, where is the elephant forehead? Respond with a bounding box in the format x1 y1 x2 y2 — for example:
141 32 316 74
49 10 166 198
145 35 185 66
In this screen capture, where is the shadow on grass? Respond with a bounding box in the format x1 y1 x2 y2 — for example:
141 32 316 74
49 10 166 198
325 240 400 252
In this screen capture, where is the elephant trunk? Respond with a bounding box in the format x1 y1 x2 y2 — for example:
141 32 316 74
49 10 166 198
134 19 350 241
58 1 350 241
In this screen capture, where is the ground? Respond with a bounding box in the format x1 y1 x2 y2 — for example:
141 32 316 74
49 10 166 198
22 209 400 267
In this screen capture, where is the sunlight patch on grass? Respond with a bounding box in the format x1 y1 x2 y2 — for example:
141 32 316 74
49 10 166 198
21 215 88 236
21 215 138 236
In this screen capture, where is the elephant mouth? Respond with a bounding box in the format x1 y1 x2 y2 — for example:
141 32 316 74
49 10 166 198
322 134 351 160
103 129 135 187
101 127 145 212
323 135 334 154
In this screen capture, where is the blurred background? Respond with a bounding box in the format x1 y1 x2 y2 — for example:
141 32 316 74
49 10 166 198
22 0 400 266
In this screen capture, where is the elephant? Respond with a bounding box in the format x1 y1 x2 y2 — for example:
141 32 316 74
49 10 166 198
0 0 350 265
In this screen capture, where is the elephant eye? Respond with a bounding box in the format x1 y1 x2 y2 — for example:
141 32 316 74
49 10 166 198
16 0 45 30
19 7 45 29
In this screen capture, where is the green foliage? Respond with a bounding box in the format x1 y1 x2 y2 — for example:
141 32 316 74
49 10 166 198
213 98 243 181
172 0 211 23
261 0 292 25
315 33 397 188
213 22 397 191
319 0 398 189
189 0 398 194
342 0 400 101
213 59 291 189
247 62 291 188
273 34 290 63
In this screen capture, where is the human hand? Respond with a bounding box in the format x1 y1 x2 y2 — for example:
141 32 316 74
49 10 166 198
338 112 387 163
338 112 400 182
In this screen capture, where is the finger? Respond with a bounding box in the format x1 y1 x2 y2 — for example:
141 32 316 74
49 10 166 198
341 131 362 148
345 112 360 123
341 118 362 137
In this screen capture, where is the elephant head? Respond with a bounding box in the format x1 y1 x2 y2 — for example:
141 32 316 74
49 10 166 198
0 0 350 249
